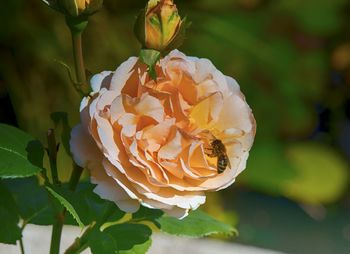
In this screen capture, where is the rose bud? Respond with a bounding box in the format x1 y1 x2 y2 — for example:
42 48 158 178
135 0 188 52
42 0 103 17
135 0 190 80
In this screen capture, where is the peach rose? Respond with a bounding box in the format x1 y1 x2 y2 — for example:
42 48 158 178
70 50 256 218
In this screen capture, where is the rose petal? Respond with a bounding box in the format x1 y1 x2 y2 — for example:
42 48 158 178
213 93 254 133
70 124 101 168
134 93 165 122
95 114 120 159
110 57 138 93
158 129 182 160
90 71 113 92
91 162 140 213
110 95 125 124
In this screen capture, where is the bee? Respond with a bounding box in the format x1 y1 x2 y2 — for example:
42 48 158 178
205 138 231 174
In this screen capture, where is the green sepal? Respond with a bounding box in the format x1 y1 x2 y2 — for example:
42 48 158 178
134 8 146 48
139 49 161 80
164 16 191 54
65 15 89 35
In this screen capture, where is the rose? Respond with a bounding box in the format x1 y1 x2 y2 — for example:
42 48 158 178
70 50 256 218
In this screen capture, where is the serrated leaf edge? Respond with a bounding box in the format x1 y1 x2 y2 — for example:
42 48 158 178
46 186 84 228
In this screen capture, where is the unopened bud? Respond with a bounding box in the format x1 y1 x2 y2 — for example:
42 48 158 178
135 0 188 52
42 0 103 17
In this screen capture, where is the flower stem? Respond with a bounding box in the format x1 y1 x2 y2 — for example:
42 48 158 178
19 221 27 254
49 163 83 254
47 128 65 254
69 164 84 191
49 16 89 254
50 213 65 254
19 238 25 254
47 129 60 185
72 32 87 89
67 16 89 94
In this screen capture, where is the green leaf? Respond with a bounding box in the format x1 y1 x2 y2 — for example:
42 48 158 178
284 142 348 204
46 186 84 228
89 230 118 254
118 238 152 254
3 177 54 225
88 223 152 254
63 182 125 226
0 124 44 178
0 181 21 244
132 206 163 228
157 209 237 237
105 223 152 253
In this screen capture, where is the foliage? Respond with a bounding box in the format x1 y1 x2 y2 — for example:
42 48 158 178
0 124 43 178
46 186 85 228
0 182 22 244
4 177 54 225
157 209 237 237
0 124 234 253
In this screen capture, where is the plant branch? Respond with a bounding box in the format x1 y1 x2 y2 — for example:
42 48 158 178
69 163 84 191
18 220 28 254
72 32 86 88
67 16 89 95
19 238 25 254
64 222 95 254
50 212 65 254
64 203 116 254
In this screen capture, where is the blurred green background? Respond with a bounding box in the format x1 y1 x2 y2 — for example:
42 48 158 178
1 0 350 253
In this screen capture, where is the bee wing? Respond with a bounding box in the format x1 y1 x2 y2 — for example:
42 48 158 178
198 130 216 141
220 129 245 141
223 140 238 146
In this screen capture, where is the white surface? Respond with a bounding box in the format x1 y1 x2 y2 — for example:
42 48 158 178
0 224 285 254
